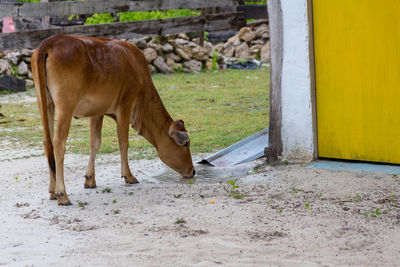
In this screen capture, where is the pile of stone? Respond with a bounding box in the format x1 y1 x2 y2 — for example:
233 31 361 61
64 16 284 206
128 22 270 73
0 23 270 92
213 23 270 65
0 49 34 92
128 33 215 74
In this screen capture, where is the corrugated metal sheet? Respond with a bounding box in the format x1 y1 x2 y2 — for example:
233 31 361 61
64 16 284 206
199 128 268 167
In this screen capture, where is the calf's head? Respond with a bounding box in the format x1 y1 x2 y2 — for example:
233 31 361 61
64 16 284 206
157 120 195 178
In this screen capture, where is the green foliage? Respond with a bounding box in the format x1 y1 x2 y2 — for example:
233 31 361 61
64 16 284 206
85 13 115 25
353 193 362 202
364 207 383 217
176 65 183 73
375 207 381 216
245 0 266 5
225 180 246 199
227 180 239 189
0 90 13 95
289 187 304 193
11 66 19 78
175 218 186 224
204 31 209 41
119 9 199 22
68 14 79 21
78 201 88 209
102 187 112 193
211 51 218 71
85 9 200 25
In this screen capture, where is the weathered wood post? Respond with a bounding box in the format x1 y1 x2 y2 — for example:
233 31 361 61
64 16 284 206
41 0 50 29
199 8 206 46
265 0 283 163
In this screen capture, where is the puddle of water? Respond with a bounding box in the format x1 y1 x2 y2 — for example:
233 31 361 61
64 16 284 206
152 162 257 184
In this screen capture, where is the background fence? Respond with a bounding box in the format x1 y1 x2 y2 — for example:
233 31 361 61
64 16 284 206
0 0 260 50
235 0 268 20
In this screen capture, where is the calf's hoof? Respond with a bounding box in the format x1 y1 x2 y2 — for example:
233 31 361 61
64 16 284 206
49 192 57 200
84 175 97 189
56 192 72 206
122 175 139 184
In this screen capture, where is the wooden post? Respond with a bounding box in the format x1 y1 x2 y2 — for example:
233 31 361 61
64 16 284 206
41 0 50 29
307 0 318 159
265 0 283 163
199 8 206 46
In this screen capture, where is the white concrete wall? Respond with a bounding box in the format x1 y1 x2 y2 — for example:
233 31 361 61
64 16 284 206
280 0 314 161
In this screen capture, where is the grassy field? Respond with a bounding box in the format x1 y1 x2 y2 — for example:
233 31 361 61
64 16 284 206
0 68 269 159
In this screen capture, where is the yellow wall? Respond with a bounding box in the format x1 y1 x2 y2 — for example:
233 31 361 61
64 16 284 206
313 0 400 163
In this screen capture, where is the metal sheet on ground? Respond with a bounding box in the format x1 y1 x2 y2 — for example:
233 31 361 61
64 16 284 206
199 128 268 167
308 160 400 174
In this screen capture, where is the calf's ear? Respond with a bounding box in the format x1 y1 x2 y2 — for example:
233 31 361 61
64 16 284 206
169 120 189 146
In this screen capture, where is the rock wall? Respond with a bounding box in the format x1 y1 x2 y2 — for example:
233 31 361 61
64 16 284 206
0 24 270 92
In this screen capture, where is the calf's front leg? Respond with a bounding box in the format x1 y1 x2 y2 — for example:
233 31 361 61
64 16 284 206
116 107 139 184
84 116 104 189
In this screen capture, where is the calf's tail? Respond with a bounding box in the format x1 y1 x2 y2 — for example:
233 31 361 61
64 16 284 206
32 39 56 177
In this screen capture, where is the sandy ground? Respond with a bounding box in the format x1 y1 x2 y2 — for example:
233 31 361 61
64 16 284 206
1 93 400 266
0 143 399 267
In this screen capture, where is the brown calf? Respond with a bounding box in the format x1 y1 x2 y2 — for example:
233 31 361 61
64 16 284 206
31 35 195 205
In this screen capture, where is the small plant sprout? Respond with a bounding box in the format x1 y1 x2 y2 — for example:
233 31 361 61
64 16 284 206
102 187 112 193
112 209 120 214
227 180 239 189
188 179 194 185
290 187 303 193
78 201 88 209
224 180 246 199
11 66 19 77
174 194 182 199
364 207 384 218
127 192 134 196
175 218 186 224
375 207 381 216
112 199 117 204
304 202 312 210
353 193 362 202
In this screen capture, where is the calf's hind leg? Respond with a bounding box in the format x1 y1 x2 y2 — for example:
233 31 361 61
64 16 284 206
53 109 73 205
84 116 104 188
46 99 57 200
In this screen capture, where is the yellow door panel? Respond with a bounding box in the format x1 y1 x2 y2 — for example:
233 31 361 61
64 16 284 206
313 0 400 163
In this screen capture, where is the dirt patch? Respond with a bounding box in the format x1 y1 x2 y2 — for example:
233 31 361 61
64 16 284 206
0 147 399 266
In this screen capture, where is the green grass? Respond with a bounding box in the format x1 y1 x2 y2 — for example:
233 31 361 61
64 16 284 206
0 68 269 158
